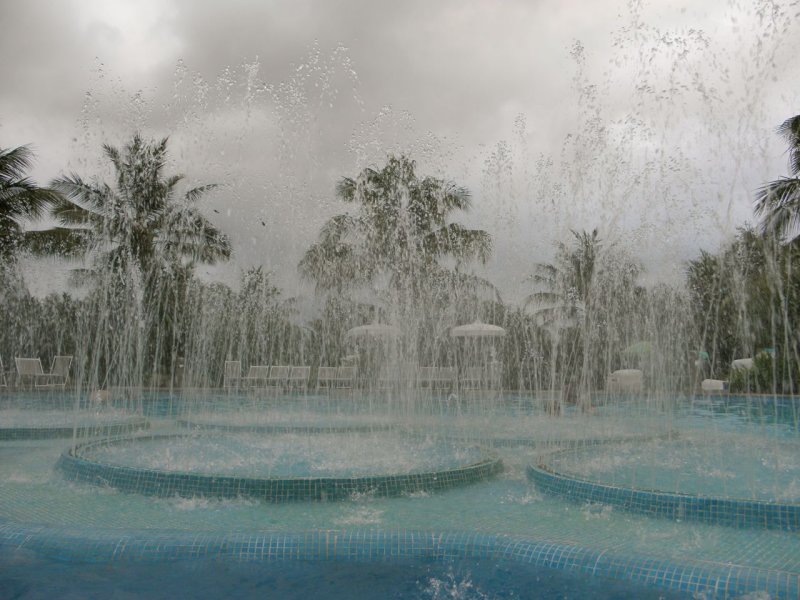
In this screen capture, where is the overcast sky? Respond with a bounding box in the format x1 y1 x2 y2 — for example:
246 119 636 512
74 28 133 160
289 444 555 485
2 0 799 302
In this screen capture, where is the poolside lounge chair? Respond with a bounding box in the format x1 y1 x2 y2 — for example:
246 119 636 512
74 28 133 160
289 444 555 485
267 366 290 390
316 366 338 391
459 366 483 391
48 355 72 388
223 361 242 389
287 366 311 391
0 358 11 387
432 367 457 391
336 366 356 389
242 365 271 388
377 364 399 390
14 357 66 389
417 366 436 388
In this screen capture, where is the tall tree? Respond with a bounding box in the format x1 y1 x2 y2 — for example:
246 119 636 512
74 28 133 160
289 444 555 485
526 229 641 392
49 134 231 277
754 114 800 241
525 228 602 328
299 155 492 295
0 145 64 262
48 134 232 386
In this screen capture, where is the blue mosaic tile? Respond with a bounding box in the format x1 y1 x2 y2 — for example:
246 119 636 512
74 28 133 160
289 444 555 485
0 521 796 599
56 433 504 502
0 418 149 440
527 458 800 532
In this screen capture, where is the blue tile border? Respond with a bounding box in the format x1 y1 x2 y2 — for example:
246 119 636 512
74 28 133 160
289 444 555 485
527 453 800 532
0 417 149 440
56 433 504 502
0 521 796 599
177 418 393 434
444 430 677 449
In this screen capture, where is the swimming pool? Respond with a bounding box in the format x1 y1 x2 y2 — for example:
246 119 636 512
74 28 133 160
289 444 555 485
0 391 798 598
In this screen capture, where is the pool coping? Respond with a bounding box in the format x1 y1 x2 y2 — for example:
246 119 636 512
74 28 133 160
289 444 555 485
0 521 796 599
56 432 504 502
0 417 150 440
527 447 800 532
176 418 394 434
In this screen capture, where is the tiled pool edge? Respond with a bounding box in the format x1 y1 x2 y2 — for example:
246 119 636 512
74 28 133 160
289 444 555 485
0 417 150 440
176 418 394 434
527 460 800 532
56 433 504 501
0 522 796 599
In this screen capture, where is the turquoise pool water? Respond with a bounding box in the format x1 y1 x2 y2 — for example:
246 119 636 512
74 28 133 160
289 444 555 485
548 431 800 502
79 431 487 477
0 392 798 598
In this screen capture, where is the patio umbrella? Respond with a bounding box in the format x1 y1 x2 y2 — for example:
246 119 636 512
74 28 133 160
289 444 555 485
344 323 401 340
450 321 506 338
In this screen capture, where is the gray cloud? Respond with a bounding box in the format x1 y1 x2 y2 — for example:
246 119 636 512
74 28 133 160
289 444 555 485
2 0 799 303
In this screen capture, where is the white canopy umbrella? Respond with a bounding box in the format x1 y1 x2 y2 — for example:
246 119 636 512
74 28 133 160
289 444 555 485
450 321 506 338
345 323 402 340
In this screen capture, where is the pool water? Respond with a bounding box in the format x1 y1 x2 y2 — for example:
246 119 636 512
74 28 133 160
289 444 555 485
0 551 682 600
80 431 487 477
1 392 799 598
548 431 800 501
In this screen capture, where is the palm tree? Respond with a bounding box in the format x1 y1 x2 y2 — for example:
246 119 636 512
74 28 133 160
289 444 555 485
48 134 232 387
526 229 641 395
299 155 492 295
49 133 231 277
525 228 601 328
754 114 800 241
0 145 64 262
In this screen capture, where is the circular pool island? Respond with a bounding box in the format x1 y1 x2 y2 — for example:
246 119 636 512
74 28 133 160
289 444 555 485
57 431 503 501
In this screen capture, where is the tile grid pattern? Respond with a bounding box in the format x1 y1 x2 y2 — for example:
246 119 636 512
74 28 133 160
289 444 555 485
57 434 504 501
176 419 394 434
527 459 800 532
0 522 796 599
0 418 149 441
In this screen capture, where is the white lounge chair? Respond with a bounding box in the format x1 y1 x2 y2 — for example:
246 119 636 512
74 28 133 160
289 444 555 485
223 361 242 389
460 366 483 391
15 357 66 389
0 357 11 387
316 366 338 391
336 366 356 389
287 366 310 391
49 356 72 388
377 364 399 390
432 367 457 391
267 366 290 390
417 366 436 388
242 365 270 388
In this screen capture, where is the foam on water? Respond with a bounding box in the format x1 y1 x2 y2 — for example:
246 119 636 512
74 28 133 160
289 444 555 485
550 429 800 501
81 431 488 477
0 408 139 428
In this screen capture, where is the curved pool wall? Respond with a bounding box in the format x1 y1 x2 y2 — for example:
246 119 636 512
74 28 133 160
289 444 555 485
1 522 796 599
177 418 393 434
527 454 800 532
445 429 678 449
56 433 504 502
0 417 149 440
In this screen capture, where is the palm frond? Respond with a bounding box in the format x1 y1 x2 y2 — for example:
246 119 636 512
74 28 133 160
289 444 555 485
423 223 492 263
755 177 800 240
777 114 800 177
0 145 36 182
20 227 94 258
184 183 218 204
